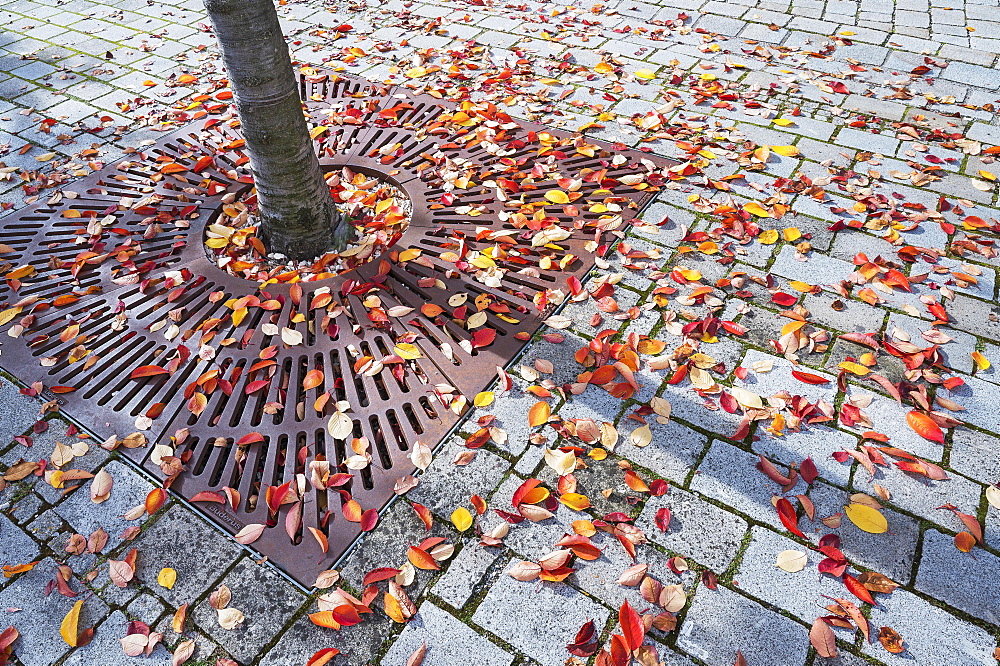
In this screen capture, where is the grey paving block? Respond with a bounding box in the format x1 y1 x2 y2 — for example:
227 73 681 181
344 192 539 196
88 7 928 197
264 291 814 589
691 440 808 530
835 127 900 155
472 568 611 666
676 585 808 666
261 604 394 666
735 526 866 629
617 417 708 484
636 487 749 572
53 460 154 550
383 600 515 666
769 245 856 285
339 497 449 598
0 513 38 569
0 375 40 445
949 428 1000 485
130 504 242 607
737 349 838 403
915 528 1000 623
947 293 1000 342
807 482 920 583
942 373 1000 434
862 588 997 665
192 556 307 663
0 557 109 666
432 538 502 609
406 439 510 518
941 61 1000 89
752 425 857 487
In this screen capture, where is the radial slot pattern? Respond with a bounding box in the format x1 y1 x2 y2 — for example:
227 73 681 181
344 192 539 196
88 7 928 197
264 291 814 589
0 70 673 585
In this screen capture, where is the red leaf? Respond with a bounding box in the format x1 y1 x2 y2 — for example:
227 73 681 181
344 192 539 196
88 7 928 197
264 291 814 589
411 502 433 531
235 432 264 447
619 600 644 651
800 456 818 484
360 508 379 531
190 491 225 504
130 365 168 379
362 568 402 587
655 507 672 532
844 573 876 605
306 648 340 666
791 370 830 385
775 497 805 538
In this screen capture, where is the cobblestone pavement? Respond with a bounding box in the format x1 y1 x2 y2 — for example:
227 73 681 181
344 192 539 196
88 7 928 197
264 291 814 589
3 0 1000 664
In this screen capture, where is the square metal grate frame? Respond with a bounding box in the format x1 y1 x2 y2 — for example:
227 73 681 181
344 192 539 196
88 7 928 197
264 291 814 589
0 70 673 586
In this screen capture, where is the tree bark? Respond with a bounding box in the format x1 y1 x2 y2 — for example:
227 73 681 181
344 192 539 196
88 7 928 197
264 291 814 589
203 0 351 260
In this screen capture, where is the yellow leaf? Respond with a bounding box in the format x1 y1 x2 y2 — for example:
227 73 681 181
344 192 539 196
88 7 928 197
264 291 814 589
840 30 855 35
559 493 592 511
838 361 870 376
972 351 991 370
788 280 814 292
772 119 796 127
469 255 496 269
158 567 177 589
979 170 997 182
698 241 719 255
744 202 771 219
844 503 888 533
853 201 868 213
60 600 84 646
397 248 422 262
0 306 22 327
473 391 495 407
594 62 614 75
406 66 427 78
309 125 329 139
758 229 779 244
781 320 806 336
451 507 473 532
771 144 800 157
634 68 657 80
394 343 423 360
782 227 802 242
544 190 570 204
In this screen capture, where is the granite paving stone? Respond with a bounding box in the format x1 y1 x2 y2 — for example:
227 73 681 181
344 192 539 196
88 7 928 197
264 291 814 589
676 585 809 666
383 601 515 666
129 504 243 607
915 528 1000 623
862 588 997 665
472 569 611 666
635 487 750 572
191 556 308 663
432 538 503 609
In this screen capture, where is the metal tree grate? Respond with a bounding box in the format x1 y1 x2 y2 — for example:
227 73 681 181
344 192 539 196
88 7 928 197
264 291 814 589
0 70 672 586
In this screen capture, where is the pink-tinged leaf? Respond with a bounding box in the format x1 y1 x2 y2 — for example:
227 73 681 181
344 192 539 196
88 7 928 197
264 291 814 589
234 523 266 545
190 491 225 504
810 617 838 658
285 501 303 540
130 365 168 379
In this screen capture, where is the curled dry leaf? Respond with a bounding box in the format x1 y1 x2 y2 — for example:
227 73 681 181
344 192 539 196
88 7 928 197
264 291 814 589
410 440 432 471
217 607 246 630
878 626 905 654
90 468 113 503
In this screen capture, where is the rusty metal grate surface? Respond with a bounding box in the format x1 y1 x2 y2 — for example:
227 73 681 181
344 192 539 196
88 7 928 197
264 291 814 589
0 70 671 586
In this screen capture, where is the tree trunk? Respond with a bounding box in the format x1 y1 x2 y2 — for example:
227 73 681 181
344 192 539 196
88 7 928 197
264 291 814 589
203 0 351 260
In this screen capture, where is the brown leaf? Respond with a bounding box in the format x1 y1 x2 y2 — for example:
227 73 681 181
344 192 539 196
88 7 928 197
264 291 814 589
878 626 905 654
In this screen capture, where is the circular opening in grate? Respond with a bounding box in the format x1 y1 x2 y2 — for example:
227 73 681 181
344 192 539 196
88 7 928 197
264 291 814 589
203 164 413 283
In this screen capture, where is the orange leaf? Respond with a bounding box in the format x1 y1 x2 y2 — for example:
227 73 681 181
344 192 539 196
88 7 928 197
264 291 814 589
528 401 551 427
905 411 944 444
145 488 166 515
130 365 168 379
308 611 341 629
407 546 439 570
955 531 976 552
306 648 340 666
303 369 324 391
